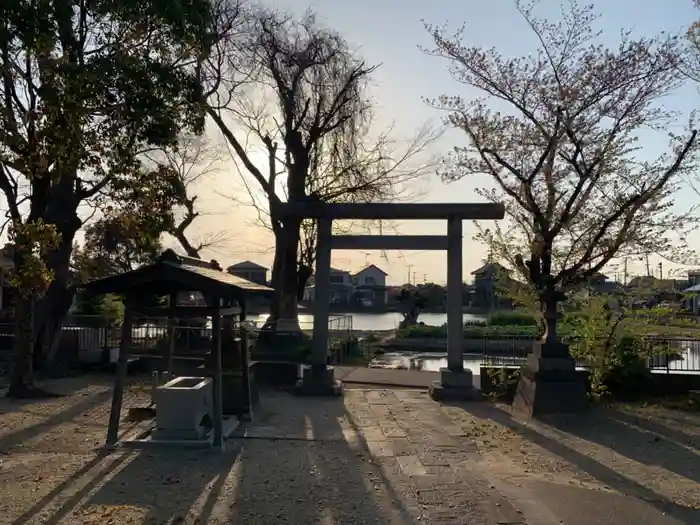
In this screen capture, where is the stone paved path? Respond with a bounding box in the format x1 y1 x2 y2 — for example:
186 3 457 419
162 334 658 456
342 389 525 524
343 388 700 525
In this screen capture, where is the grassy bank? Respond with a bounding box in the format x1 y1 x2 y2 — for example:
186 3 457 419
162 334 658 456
398 310 700 339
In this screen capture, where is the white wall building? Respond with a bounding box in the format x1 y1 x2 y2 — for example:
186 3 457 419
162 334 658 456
303 265 388 306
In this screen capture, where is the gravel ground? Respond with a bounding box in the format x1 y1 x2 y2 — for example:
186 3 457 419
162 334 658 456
0 376 414 525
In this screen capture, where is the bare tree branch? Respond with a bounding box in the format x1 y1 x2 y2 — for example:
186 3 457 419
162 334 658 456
205 7 437 323
425 0 699 342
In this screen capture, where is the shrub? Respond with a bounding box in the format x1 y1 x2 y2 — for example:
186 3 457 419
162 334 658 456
397 324 446 338
602 336 651 395
483 364 521 400
396 323 569 339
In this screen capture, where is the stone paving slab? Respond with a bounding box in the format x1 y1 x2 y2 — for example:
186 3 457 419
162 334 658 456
335 367 441 388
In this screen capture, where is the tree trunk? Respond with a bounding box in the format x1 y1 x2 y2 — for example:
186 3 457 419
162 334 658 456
265 218 301 331
6 294 60 398
6 295 37 397
34 281 75 367
33 227 78 369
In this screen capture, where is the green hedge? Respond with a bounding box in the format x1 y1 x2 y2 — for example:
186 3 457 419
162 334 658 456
397 323 558 339
397 311 543 339
488 311 539 326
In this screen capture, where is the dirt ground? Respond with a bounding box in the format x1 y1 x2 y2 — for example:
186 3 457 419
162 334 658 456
1 374 699 524
442 399 700 517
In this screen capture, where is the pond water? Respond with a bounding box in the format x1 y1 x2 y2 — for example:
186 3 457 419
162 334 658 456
370 341 700 375
368 352 488 374
251 312 487 331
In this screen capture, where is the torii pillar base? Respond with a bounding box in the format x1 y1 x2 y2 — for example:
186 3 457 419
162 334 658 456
293 365 343 397
429 368 483 402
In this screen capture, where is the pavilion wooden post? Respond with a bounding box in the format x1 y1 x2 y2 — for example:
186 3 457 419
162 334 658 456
165 292 177 377
106 306 134 447
211 296 224 450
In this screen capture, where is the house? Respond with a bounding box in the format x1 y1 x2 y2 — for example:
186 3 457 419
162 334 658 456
303 265 389 307
470 262 513 309
683 270 700 313
586 273 624 295
227 261 269 285
352 265 389 306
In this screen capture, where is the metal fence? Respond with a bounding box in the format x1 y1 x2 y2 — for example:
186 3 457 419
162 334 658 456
481 337 700 373
0 314 356 367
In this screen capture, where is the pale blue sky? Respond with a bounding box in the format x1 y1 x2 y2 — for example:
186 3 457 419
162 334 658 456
192 0 700 284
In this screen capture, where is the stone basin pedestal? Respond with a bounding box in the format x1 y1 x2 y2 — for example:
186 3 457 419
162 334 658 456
153 376 213 441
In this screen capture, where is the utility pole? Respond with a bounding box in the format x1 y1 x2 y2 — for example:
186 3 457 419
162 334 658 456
658 261 663 280
623 258 628 285
407 264 413 285
422 273 428 284
645 254 651 276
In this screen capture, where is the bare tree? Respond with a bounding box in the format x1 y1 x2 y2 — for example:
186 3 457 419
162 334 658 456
145 133 232 259
424 0 699 347
207 9 435 330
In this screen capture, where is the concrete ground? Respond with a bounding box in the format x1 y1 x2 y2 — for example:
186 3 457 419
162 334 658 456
0 374 699 524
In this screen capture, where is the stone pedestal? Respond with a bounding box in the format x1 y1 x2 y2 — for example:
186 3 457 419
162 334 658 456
429 368 483 402
276 317 302 332
293 365 342 396
512 342 588 417
153 376 213 440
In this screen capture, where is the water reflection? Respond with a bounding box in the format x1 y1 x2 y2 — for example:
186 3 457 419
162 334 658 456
369 340 700 375
368 352 486 374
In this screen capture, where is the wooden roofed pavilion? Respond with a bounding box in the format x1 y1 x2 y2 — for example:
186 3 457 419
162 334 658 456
79 249 274 450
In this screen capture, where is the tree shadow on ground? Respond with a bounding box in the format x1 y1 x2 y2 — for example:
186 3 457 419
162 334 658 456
610 406 700 449
84 446 242 525
547 406 700 485
6 420 150 525
10 451 131 525
449 402 700 525
225 390 416 524
0 388 112 452
0 372 115 398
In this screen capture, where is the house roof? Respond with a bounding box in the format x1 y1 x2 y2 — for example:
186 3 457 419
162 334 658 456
330 267 351 274
227 260 269 271
80 249 274 299
627 276 681 291
471 262 511 275
354 264 388 276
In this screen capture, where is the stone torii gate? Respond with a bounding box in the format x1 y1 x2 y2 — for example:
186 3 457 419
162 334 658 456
276 202 505 399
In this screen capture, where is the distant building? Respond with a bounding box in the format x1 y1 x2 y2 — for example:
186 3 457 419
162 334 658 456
683 270 700 313
352 265 389 307
303 264 388 307
585 273 624 295
227 261 269 285
470 262 513 309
